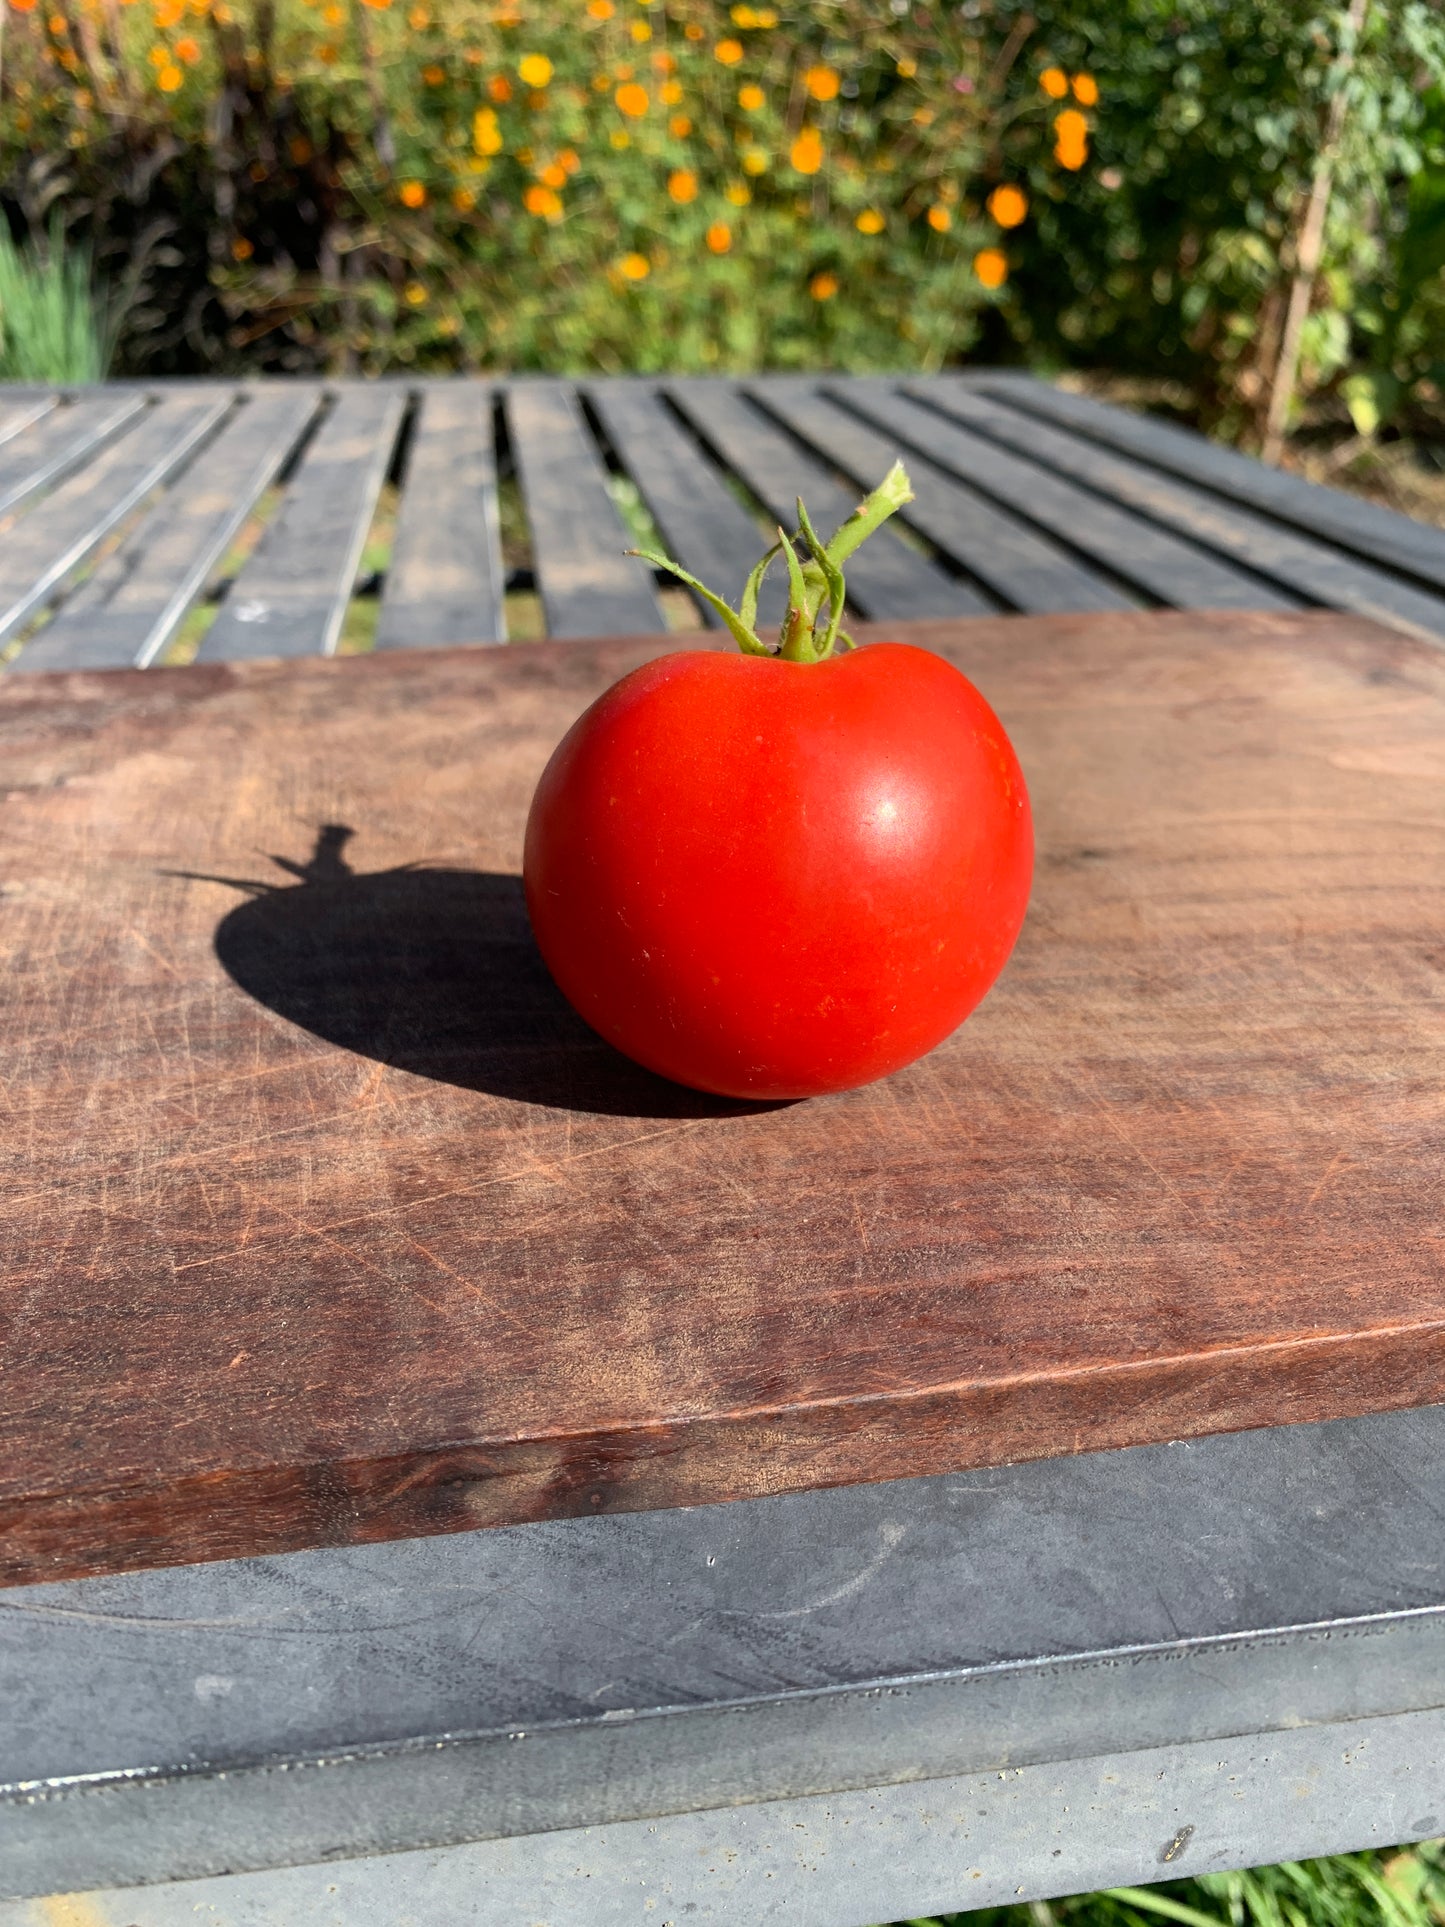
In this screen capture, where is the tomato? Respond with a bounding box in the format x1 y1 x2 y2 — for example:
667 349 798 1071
523 639 1032 1100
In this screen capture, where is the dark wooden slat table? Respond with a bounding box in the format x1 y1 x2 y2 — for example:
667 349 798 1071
4 375 1445 1922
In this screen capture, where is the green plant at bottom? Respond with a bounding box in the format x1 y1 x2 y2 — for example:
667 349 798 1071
0 217 112 384
889 1843 1445 1927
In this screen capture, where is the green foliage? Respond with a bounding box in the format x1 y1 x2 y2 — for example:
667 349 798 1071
0 0 1442 450
888 1842 1445 1927
0 215 110 383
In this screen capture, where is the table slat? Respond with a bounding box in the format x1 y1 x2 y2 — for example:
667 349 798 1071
198 387 405 662
752 378 1134 616
14 389 322 674
505 381 666 638
847 381 1297 614
668 380 988 620
0 392 59 451
0 394 230 650
980 373 1445 596
586 382 789 628
921 381 1445 640
375 384 506 649
0 391 147 522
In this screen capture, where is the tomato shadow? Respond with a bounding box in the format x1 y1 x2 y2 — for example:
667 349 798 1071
192 825 774 1120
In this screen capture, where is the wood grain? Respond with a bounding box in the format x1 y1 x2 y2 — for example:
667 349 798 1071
2 609 1444 1587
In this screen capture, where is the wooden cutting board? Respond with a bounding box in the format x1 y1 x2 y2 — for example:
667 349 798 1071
3 609 1444 1587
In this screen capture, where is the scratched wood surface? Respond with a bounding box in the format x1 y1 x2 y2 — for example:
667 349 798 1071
2 608 1444 1588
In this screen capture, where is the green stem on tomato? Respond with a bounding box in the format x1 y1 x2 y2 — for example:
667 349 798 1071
627 460 914 662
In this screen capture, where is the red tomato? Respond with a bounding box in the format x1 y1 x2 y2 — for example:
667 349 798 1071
523 641 1032 1100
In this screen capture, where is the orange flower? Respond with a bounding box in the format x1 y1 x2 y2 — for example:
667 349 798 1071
714 38 744 64
629 18 650 40
926 204 951 232
740 146 767 175
730 3 756 22
615 80 648 115
1053 106 1089 169
669 114 691 138
986 184 1028 228
789 126 823 174
1040 65 1068 97
422 63 445 84
683 21 704 38
538 160 567 188
618 251 650 280
452 186 477 211
738 82 764 110
668 168 698 202
404 282 427 305
473 107 503 154
318 40 339 60
407 3 427 24
156 61 183 88
524 183 563 218
651 49 675 73
895 55 916 77
724 180 751 205
488 74 512 101
809 270 838 300
9 0 38 15
803 65 839 101
360 0 390 10
174 32 200 60
706 221 731 253
661 79 682 103
152 0 182 24
855 208 884 234
559 147 580 172
1072 71 1099 105
585 0 613 15
518 53 552 87
231 235 254 260
399 179 427 207
973 247 1007 288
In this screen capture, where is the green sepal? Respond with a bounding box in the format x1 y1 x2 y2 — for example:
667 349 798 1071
775 527 817 662
738 538 780 635
627 548 771 656
824 459 914 567
796 495 846 658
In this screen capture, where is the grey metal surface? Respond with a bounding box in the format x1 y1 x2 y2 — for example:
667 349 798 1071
847 381 1299 614
505 380 667 639
0 394 229 648
198 385 404 661
752 377 1134 616
0 390 144 521
7 1705 1444 1925
980 372 1445 594
4 1402 1445 1895
668 379 990 619
922 380 1445 640
586 380 789 628
375 382 507 649
14 389 321 672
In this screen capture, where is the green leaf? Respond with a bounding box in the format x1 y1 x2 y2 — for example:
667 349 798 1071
823 460 914 567
626 548 770 656
776 526 816 660
796 494 846 656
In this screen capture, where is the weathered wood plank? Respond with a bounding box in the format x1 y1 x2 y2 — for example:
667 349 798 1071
0 391 147 523
668 379 988 620
374 383 507 649
979 373 1445 596
0 392 59 451
586 381 789 628
198 386 405 662
752 377 1133 616
504 380 666 638
2 610 1445 1584
846 381 1298 614
0 394 230 650
919 380 1445 640
14 389 322 674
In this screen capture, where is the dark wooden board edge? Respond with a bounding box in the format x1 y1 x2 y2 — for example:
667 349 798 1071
6 1317 1445 1589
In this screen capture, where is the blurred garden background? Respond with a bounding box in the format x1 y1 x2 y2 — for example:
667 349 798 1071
1 0 1444 496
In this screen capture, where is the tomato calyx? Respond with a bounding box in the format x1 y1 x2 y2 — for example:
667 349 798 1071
627 460 915 664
